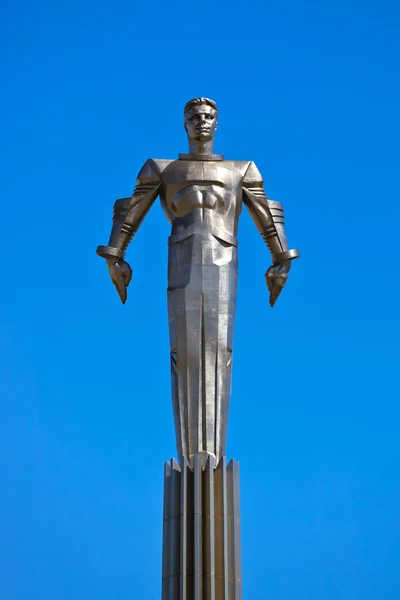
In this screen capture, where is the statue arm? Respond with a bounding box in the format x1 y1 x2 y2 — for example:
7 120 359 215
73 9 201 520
242 161 299 306
96 159 161 303
97 159 161 261
242 161 299 266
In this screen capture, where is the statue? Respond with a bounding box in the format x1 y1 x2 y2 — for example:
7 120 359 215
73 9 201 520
97 98 299 599
97 98 299 467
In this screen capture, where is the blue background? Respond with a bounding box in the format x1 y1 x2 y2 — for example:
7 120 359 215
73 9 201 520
2 0 400 598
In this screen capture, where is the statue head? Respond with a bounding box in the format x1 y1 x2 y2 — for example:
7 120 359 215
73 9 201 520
184 98 218 142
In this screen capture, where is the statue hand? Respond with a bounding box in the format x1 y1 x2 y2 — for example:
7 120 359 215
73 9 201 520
106 259 132 304
265 262 290 307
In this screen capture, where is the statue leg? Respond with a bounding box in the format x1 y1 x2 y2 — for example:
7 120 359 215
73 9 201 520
167 234 238 465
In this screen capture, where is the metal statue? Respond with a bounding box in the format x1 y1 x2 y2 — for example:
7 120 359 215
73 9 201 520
97 98 299 467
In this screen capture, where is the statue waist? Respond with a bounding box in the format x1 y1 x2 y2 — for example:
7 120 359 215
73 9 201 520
168 222 238 247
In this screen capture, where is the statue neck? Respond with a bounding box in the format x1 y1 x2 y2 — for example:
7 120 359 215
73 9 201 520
187 138 215 156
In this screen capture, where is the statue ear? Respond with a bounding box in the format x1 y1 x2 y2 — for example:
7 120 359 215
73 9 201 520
184 122 188 133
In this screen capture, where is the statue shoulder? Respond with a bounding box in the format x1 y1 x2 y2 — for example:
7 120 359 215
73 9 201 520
242 161 264 187
137 159 173 184
227 160 264 185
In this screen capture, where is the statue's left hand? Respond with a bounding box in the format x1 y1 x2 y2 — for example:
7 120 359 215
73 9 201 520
265 263 290 307
106 259 132 304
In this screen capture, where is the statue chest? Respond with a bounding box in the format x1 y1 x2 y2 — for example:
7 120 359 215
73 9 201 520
161 161 243 218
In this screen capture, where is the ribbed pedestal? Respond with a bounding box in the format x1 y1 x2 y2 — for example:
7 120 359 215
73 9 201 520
162 455 242 600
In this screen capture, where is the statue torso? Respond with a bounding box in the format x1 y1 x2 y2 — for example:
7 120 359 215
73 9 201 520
153 158 250 243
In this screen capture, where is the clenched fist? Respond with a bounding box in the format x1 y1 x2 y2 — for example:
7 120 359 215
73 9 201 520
106 258 132 304
265 262 291 307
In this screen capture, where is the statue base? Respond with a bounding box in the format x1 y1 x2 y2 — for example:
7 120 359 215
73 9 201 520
162 455 242 600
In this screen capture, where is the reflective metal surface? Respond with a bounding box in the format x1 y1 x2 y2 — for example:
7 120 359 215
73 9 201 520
96 98 299 464
162 455 241 600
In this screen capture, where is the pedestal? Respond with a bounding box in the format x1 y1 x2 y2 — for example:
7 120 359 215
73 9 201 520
162 455 242 600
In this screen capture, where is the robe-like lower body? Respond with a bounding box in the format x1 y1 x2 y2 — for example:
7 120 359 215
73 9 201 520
167 232 238 465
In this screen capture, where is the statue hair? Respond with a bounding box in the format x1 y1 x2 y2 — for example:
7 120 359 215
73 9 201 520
184 98 218 114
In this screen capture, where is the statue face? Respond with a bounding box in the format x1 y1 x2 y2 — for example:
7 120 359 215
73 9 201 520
184 104 218 142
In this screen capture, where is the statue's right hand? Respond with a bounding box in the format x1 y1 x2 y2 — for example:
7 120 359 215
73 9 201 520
106 259 132 304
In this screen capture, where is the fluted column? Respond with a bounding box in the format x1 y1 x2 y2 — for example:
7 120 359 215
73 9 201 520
162 455 242 600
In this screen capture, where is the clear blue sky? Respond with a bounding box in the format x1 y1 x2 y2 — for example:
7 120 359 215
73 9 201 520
1 0 400 598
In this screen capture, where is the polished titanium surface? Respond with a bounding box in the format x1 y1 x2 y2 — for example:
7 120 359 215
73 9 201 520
96 97 299 464
162 455 241 600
